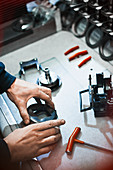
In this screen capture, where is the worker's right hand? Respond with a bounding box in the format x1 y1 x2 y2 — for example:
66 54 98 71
4 119 65 162
6 78 55 125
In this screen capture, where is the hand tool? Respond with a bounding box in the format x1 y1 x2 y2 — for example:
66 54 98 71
74 139 113 154
66 127 81 153
66 127 113 154
64 45 79 55
78 56 91 67
68 50 88 61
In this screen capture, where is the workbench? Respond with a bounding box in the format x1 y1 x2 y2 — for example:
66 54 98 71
0 30 113 170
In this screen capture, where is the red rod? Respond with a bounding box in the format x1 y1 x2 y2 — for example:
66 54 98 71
69 50 88 61
64 46 79 55
66 127 81 154
78 56 91 68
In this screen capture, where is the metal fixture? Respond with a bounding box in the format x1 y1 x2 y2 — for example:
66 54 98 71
19 58 62 92
27 103 58 123
79 73 113 117
37 67 62 91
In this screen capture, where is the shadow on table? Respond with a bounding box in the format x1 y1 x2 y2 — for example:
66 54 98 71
83 109 113 146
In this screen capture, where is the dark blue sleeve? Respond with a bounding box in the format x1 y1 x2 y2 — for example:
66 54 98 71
0 138 11 169
0 62 16 94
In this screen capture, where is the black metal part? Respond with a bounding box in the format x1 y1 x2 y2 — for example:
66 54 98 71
37 67 62 91
71 15 90 37
78 3 95 18
61 8 76 30
79 73 113 117
88 0 108 7
55 0 85 30
100 14 113 35
101 0 113 16
85 25 104 48
70 0 113 51
79 89 92 112
99 35 113 61
27 103 58 123
57 0 113 43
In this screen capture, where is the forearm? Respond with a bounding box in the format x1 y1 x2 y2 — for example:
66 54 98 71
0 62 16 94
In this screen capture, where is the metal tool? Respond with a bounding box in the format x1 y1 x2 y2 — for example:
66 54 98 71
66 127 113 155
74 139 113 154
66 127 81 153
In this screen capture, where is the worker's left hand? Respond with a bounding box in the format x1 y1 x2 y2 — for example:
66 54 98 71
6 78 54 125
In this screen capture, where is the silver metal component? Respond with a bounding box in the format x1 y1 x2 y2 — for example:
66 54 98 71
84 142 113 154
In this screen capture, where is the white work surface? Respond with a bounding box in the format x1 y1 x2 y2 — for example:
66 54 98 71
1 31 113 170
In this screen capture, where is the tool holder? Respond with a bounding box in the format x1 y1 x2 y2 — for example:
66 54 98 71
98 15 113 61
56 0 85 30
60 0 113 31
57 0 113 60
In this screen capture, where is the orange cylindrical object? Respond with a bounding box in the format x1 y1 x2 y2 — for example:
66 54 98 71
64 46 79 55
78 56 91 68
74 139 85 144
69 50 88 61
66 127 81 154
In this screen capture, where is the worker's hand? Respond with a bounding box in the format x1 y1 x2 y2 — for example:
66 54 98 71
4 119 65 162
6 78 54 124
